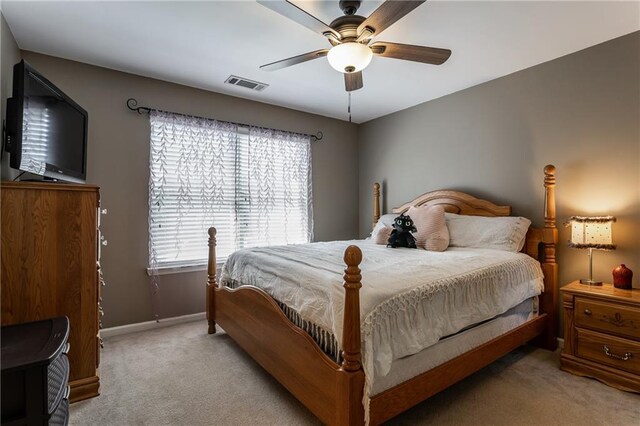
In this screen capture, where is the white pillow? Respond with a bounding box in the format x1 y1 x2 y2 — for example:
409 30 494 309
444 213 531 252
378 213 398 227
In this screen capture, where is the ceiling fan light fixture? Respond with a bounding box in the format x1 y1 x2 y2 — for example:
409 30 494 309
327 42 373 73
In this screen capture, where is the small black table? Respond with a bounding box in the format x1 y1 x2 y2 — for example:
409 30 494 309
1 317 70 426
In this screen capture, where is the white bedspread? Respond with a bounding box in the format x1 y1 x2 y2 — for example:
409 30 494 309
220 240 544 381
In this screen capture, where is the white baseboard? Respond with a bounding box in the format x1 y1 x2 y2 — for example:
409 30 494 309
101 312 206 338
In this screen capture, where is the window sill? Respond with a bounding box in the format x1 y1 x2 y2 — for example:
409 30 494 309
146 262 224 276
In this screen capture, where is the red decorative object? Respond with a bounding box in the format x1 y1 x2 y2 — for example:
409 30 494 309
612 264 633 289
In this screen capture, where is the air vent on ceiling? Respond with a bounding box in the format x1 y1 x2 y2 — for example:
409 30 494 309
224 75 268 92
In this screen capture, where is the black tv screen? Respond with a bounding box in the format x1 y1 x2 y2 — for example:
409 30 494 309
6 60 88 183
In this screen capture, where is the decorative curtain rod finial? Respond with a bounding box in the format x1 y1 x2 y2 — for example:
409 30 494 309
127 98 151 115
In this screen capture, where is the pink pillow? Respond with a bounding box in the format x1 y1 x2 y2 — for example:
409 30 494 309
373 223 393 245
406 205 449 251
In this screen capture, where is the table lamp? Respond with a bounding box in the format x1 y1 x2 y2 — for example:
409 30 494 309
568 216 616 285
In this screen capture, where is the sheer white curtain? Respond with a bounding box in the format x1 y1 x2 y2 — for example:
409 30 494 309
148 111 313 277
239 126 313 248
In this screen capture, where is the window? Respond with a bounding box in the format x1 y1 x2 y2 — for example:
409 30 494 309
148 111 312 272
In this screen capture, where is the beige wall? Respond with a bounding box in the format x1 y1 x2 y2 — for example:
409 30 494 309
359 31 640 308
15 51 359 327
1 13 21 179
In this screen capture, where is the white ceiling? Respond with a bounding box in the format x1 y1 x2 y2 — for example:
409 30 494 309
2 1 639 123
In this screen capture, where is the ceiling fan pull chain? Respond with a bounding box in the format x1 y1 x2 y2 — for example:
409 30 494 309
348 92 352 123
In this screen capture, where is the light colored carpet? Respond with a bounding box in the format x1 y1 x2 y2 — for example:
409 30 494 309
71 321 639 425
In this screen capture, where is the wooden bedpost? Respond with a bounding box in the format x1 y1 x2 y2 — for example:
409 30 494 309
538 165 559 350
373 182 380 230
342 245 363 371
337 245 365 425
207 227 217 335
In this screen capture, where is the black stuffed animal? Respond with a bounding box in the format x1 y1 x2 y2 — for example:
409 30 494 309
387 214 417 248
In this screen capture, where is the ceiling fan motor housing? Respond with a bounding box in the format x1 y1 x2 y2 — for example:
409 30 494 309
330 14 366 41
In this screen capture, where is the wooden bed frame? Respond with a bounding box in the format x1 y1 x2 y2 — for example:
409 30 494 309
206 165 558 425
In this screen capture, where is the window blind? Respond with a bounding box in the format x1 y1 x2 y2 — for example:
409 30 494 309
19 98 50 175
148 110 312 272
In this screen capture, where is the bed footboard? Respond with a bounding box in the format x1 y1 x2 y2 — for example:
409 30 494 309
207 232 365 425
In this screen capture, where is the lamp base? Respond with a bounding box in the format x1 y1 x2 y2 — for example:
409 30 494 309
579 279 603 286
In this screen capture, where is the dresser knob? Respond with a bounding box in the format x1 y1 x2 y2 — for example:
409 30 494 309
584 308 592 316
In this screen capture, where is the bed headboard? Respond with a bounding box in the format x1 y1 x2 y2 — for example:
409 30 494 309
391 190 511 217
372 165 557 263
372 165 559 349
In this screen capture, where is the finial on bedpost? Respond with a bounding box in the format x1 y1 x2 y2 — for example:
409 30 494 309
207 227 217 334
373 182 381 231
544 165 557 230
342 245 363 372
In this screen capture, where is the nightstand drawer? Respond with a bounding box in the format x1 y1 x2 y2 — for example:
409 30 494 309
575 298 640 340
576 329 640 375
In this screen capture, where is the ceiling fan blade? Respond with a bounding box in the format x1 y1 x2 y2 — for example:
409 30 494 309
344 71 363 92
357 0 425 41
260 49 329 71
370 42 451 65
258 0 341 41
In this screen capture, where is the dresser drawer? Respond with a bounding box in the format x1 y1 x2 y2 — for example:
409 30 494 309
576 329 640 375
575 298 640 340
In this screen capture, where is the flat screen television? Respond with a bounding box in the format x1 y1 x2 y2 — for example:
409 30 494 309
5 60 88 183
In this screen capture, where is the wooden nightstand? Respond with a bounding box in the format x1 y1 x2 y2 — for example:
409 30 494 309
560 281 640 392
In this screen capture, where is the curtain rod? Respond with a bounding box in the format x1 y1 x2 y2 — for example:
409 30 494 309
126 98 323 142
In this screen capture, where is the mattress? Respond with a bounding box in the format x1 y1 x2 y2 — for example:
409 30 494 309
371 296 538 395
220 239 544 382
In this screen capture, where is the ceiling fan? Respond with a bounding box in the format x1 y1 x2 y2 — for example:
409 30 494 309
258 0 452 92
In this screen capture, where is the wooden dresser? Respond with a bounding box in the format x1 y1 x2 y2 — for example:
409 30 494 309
1 181 102 402
560 281 640 392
